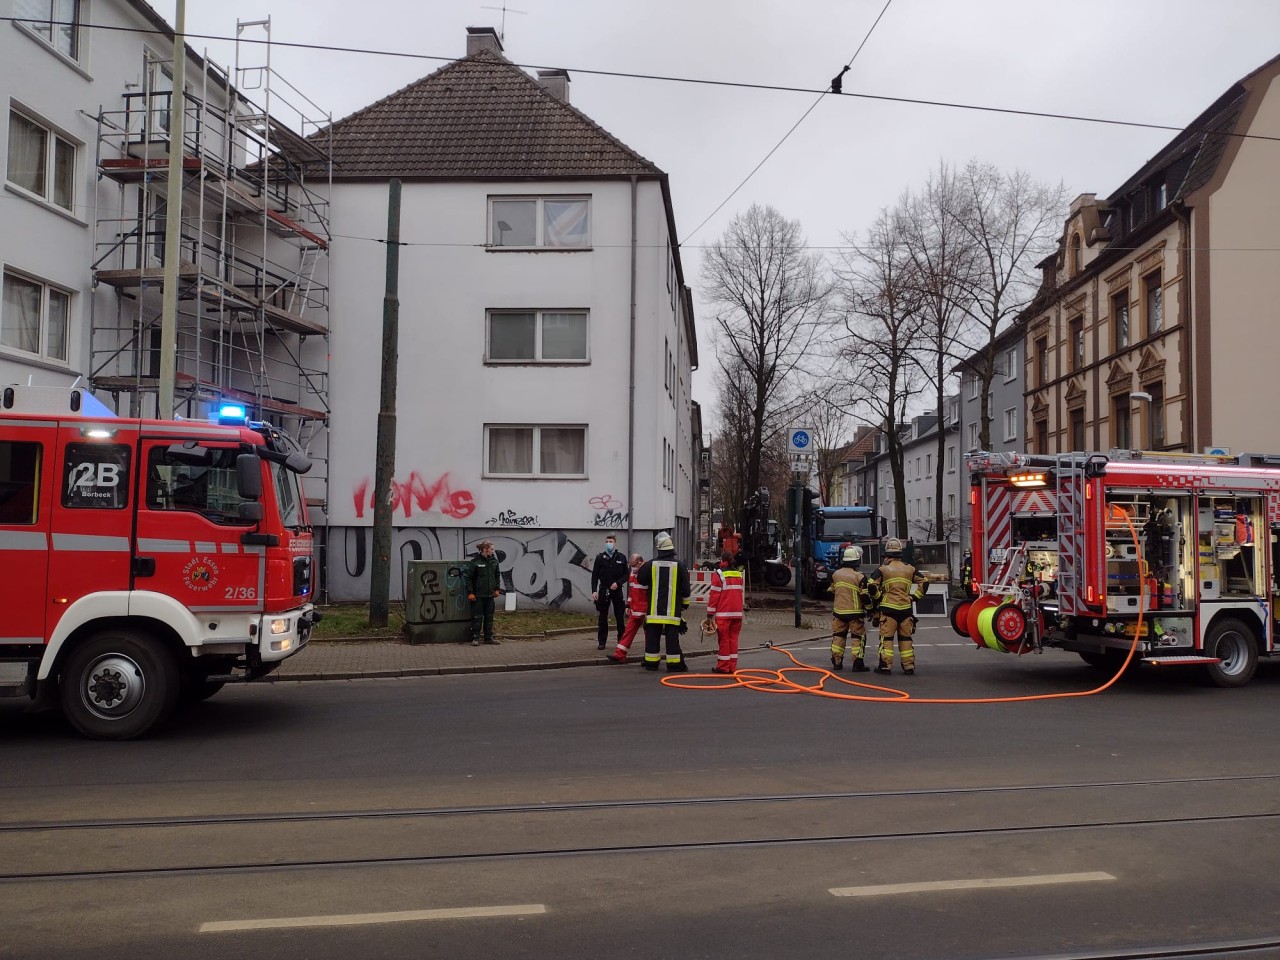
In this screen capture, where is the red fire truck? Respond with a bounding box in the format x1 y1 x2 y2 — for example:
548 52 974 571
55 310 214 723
0 386 318 739
955 448 1280 688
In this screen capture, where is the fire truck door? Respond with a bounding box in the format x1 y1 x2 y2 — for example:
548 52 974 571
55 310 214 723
0 433 51 643
45 435 135 637
133 439 265 614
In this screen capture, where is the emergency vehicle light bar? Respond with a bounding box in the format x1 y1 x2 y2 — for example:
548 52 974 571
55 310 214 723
217 403 249 425
1008 470 1050 488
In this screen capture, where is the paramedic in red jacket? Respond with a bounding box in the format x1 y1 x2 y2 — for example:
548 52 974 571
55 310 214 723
608 553 647 663
705 550 745 673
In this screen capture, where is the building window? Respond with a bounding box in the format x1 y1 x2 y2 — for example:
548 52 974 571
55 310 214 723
946 446 956 472
1113 290 1130 350
925 453 932 477
1149 382 1165 448
1003 347 1016 382
15 0 81 60
1003 408 1016 442
7 109 76 211
947 493 956 517
968 423 978 450
2 270 69 361
1113 395 1131 449
1070 233 1082 276
1070 407 1085 451
1035 336 1048 386
967 376 979 400
1154 182 1168 211
1144 270 1163 335
485 425 586 477
1035 419 1048 454
486 310 587 362
489 196 589 248
1069 316 1084 372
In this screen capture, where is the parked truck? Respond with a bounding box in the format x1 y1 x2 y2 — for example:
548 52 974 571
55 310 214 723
954 448 1280 687
0 385 318 738
800 503 884 598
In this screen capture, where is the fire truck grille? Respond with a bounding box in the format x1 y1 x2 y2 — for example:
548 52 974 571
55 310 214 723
293 556 313 598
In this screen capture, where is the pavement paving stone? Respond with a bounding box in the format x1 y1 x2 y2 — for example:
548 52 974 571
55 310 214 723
268 609 824 682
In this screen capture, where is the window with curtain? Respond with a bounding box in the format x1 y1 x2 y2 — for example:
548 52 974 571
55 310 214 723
487 425 585 477
16 0 80 59
7 109 75 211
1113 290 1130 350
487 310 587 362
2 273 43 355
1144 270 1163 334
489 196 589 248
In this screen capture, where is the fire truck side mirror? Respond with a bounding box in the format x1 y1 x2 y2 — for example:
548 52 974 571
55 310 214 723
284 451 312 474
236 454 264 501
238 501 265 522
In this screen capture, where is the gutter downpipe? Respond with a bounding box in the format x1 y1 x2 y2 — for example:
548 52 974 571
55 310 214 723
1171 201 1193 449
627 175 638 556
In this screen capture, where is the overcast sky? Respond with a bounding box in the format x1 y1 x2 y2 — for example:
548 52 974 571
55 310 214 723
173 0 1280 427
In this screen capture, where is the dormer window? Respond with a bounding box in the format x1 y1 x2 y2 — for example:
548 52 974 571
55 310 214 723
1070 233 1082 276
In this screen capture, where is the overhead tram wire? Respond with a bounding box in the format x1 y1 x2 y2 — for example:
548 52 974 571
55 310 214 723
5 14 1278 150
677 0 896 245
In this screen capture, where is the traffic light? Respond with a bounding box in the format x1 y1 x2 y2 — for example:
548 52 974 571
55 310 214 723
802 489 819 528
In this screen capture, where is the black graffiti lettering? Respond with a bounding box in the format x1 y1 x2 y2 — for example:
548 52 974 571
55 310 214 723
592 509 629 528
486 509 539 527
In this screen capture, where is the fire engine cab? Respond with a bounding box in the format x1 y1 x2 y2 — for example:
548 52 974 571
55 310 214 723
955 448 1280 688
0 385 318 739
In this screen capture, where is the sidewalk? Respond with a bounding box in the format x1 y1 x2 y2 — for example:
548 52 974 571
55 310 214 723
268 609 823 682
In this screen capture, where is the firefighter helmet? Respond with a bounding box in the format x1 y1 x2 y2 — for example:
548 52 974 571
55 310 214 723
885 537 903 555
655 532 674 552
841 545 862 564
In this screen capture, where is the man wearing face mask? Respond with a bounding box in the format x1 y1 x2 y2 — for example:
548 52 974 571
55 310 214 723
591 534 629 650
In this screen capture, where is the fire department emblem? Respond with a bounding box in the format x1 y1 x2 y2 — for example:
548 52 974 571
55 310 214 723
182 556 221 593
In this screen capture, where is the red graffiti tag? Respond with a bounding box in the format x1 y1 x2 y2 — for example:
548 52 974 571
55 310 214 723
589 494 622 511
353 472 476 520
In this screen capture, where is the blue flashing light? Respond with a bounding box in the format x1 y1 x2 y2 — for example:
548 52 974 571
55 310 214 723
217 402 249 425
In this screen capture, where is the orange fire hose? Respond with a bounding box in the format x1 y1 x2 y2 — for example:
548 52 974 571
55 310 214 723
662 507 1145 704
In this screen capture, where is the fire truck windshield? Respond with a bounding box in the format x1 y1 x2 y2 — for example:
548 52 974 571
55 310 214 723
272 460 307 530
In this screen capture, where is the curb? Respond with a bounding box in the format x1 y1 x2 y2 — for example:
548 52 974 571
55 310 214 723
265 635 829 683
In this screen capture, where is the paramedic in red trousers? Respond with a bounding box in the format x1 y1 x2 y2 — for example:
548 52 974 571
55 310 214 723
637 532 691 672
607 553 647 663
704 550 744 673
829 545 870 672
866 537 928 675
591 534 629 650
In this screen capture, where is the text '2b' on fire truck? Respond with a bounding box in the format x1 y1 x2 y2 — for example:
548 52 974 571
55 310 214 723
954 447 1280 688
0 385 319 739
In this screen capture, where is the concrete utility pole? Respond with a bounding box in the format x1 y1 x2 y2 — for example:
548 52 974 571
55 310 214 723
157 0 187 418
369 179 402 627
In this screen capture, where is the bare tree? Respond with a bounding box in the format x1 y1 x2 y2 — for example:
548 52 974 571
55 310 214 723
951 161 1067 450
702 204 832 505
900 163 979 540
797 383 853 505
832 208 929 538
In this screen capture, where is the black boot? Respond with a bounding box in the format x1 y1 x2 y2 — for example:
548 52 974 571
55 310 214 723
874 664 892 675
665 659 689 673
831 656 844 671
851 658 869 673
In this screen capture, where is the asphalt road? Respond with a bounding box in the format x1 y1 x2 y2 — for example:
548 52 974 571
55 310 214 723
6 622 1280 959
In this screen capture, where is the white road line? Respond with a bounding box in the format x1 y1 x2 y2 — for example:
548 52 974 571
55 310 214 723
830 872 1115 898
200 903 547 933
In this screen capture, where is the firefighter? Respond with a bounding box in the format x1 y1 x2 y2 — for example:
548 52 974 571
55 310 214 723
960 549 975 599
829 545 870 672
607 553 647 663
636 533 692 672
866 537 928 675
704 550 745 673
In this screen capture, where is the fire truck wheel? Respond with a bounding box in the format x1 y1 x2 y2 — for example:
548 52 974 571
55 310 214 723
60 632 180 740
765 564 791 588
1202 618 1258 688
180 672 227 705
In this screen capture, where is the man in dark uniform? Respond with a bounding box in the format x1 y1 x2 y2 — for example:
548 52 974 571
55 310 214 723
591 534 629 650
636 532 691 672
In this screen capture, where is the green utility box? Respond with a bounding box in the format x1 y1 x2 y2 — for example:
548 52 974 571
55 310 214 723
404 559 472 644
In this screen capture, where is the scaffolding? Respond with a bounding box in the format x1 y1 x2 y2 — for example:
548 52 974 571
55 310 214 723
89 19 332 535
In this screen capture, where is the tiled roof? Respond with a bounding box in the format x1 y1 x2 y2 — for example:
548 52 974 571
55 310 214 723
318 50 663 180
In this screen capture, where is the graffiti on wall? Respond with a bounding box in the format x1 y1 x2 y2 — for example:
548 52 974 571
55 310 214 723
486 509 540 527
589 494 622 511
592 509 629 528
352 472 475 520
328 526 602 611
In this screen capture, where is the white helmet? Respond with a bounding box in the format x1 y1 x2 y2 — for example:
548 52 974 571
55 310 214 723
885 537 904 554
841 545 862 564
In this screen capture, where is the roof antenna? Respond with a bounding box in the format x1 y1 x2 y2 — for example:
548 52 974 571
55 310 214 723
480 1 526 43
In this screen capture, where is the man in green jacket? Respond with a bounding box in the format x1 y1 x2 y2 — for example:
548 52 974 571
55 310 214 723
466 539 503 646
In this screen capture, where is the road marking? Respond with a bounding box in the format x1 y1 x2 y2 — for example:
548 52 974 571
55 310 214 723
200 903 547 933
830 872 1114 898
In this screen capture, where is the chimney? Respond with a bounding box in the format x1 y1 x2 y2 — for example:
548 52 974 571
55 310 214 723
466 25 503 56
536 69 571 103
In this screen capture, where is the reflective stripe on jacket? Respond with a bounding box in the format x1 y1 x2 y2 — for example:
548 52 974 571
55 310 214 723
627 570 648 617
707 568 744 619
831 567 867 616
639 557 690 625
870 558 927 612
